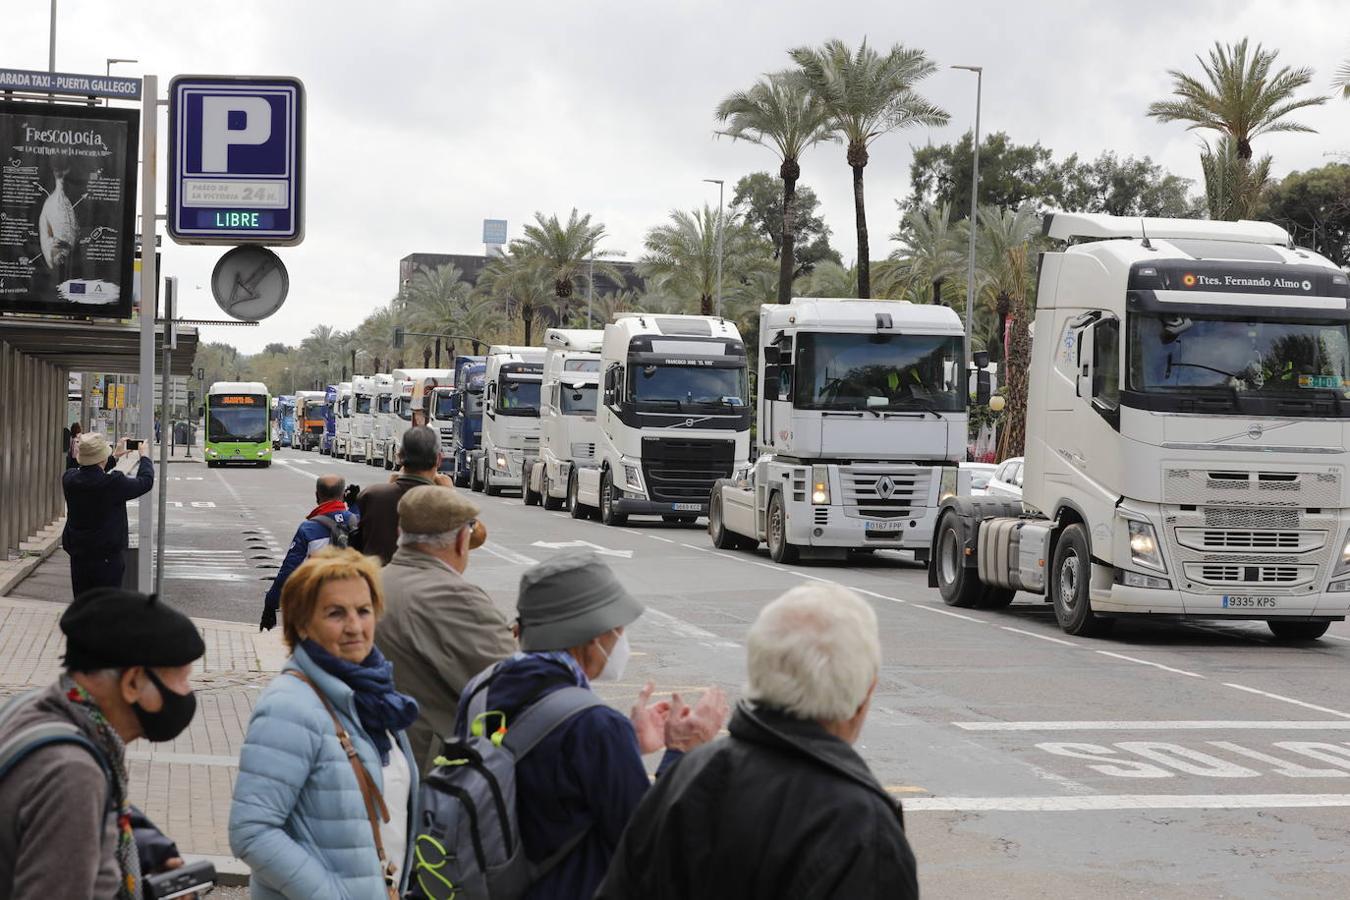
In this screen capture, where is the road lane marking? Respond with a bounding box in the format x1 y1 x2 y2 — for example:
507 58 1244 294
1223 682 1350 720
1000 626 1076 646
902 794 1350 812
954 721 1350 731
851 588 907 605
648 535 676 544
643 608 740 649
911 604 987 624
883 785 929 795
1095 651 1204 679
478 543 540 566
531 539 633 558
679 543 711 553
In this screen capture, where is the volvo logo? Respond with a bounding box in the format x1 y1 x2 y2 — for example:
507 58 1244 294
876 475 896 500
1247 424 1264 440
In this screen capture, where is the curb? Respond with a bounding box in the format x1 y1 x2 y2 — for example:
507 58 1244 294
0 522 63 596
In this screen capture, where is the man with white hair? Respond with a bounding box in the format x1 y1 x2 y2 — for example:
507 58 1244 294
596 582 919 900
375 485 512 772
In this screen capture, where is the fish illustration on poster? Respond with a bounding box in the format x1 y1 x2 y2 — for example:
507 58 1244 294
0 100 138 318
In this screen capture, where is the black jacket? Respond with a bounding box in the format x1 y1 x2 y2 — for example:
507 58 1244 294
595 702 919 900
61 457 154 557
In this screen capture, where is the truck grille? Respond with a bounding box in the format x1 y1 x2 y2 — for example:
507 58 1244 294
1164 468 1340 507
1183 562 1313 587
1174 528 1325 553
570 442 596 461
640 437 735 503
1165 504 1337 596
839 465 931 520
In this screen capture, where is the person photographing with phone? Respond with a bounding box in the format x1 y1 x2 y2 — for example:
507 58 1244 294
62 432 155 596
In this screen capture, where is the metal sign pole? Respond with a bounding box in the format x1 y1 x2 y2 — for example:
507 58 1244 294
155 277 174 595
137 73 158 592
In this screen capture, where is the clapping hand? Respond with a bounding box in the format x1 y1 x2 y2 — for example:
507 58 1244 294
664 686 729 752
629 681 672 755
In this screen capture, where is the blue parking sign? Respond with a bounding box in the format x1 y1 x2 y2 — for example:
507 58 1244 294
168 75 304 245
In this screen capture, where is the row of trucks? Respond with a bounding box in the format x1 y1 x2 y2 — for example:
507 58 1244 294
488 211 1350 642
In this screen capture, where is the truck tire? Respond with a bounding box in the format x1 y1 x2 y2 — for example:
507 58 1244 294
522 468 540 506
1268 620 1330 640
454 467 470 488
569 472 590 520
1051 523 1111 636
485 466 502 497
708 493 746 550
543 470 564 511
599 469 628 526
979 587 1017 609
935 512 985 608
766 492 799 564
470 461 484 493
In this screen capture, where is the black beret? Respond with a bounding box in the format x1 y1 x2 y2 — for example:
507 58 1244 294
60 588 206 671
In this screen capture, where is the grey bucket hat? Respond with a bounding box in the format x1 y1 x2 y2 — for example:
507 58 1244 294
517 552 644 651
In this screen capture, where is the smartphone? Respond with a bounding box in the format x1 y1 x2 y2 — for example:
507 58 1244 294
124 438 144 452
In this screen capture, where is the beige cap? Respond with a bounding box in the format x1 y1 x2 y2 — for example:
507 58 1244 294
76 432 111 467
398 485 480 536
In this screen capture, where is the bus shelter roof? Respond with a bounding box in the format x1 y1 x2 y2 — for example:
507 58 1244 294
0 318 198 376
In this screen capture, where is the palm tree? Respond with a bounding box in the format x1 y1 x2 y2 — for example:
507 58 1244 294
792 260 857 298
790 38 949 298
1336 55 1350 99
1146 38 1327 161
974 203 1041 364
509 209 624 323
993 242 1032 462
1199 135 1272 220
587 289 640 327
889 203 966 305
716 71 834 304
479 253 555 345
640 206 770 316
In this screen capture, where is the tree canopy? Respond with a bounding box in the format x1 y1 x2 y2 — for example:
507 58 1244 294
731 172 841 277
1259 163 1350 265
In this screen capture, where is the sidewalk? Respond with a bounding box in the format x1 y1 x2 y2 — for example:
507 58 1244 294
0 593 286 886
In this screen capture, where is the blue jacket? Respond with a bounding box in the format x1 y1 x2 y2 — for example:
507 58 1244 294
264 502 359 612
61 457 153 557
229 644 420 900
453 652 675 900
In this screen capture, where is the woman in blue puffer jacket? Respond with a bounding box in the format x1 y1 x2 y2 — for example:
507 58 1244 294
229 548 421 899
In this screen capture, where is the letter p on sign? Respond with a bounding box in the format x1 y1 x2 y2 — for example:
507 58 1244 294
201 97 272 172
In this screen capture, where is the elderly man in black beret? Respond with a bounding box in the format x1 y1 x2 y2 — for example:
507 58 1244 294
0 588 206 900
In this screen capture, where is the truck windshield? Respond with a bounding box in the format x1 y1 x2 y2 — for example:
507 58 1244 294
632 364 746 409
434 390 456 419
208 404 268 443
376 395 391 414
498 378 541 414
794 333 965 412
397 397 413 421
355 395 372 414
565 359 601 372
561 384 598 414
1129 313 1350 406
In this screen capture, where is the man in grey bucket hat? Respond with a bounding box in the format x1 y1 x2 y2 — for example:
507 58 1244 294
453 552 728 900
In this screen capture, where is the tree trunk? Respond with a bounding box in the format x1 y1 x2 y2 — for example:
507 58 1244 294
931 277 943 306
995 250 1031 461
523 303 534 345
700 293 713 317
778 158 800 304
848 142 870 299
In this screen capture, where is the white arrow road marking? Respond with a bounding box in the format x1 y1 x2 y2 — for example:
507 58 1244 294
530 539 633 559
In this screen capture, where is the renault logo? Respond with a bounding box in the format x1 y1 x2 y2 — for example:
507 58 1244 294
876 475 896 500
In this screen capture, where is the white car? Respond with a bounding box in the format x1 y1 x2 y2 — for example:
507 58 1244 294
986 457 1024 499
961 462 997 496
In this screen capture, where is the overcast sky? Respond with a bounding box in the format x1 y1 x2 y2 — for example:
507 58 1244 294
6 0 1349 354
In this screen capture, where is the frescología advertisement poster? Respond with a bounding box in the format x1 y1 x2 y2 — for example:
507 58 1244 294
0 101 139 318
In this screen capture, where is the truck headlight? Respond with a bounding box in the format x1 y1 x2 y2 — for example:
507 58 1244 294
811 465 830 505
495 454 507 470
940 468 958 502
1127 519 1166 573
622 463 644 493
1328 531 1350 583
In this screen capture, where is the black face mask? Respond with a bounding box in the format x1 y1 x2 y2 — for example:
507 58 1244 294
132 667 197 743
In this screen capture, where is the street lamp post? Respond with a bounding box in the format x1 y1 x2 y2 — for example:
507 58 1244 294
105 57 137 106
703 178 725 318
953 65 983 367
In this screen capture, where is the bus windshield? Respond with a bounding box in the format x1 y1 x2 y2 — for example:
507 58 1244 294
793 333 965 413
209 397 268 443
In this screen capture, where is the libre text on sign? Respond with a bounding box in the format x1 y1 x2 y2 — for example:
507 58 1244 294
167 75 305 246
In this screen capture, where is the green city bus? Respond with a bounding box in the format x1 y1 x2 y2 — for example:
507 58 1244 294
205 381 273 468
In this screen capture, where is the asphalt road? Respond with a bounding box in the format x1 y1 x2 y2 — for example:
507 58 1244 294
18 447 1350 897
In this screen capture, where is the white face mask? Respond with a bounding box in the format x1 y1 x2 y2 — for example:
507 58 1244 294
594 630 630 683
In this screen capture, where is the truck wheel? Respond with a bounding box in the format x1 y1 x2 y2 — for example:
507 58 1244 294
935 512 985 608
384 452 394 471
569 472 590 520
766 492 799 564
522 468 540 506
485 467 502 497
543 471 564 511
600 469 628 526
1051 523 1111 636
455 466 470 489
1268 620 1330 641
709 494 743 550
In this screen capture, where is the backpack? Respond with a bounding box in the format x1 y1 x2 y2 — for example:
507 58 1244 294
408 668 604 900
0 691 115 811
311 514 352 550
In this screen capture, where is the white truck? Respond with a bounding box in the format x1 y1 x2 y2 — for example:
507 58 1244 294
574 314 751 525
930 212 1350 641
346 375 376 463
708 298 970 563
474 346 546 496
524 329 604 509
332 381 354 459
369 373 396 466
388 367 456 468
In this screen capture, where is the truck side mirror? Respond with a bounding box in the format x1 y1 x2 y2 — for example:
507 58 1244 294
762 367 779 398
973 349 990 369
762 345 782 365
976 370 992 406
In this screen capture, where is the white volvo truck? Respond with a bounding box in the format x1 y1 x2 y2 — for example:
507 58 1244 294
524 328 604 509
475 346 546 496
369 373 396 465
346 375 376 463
931 212 1350 640
332 382 353 459
574 314 751 525
709 298 970 563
